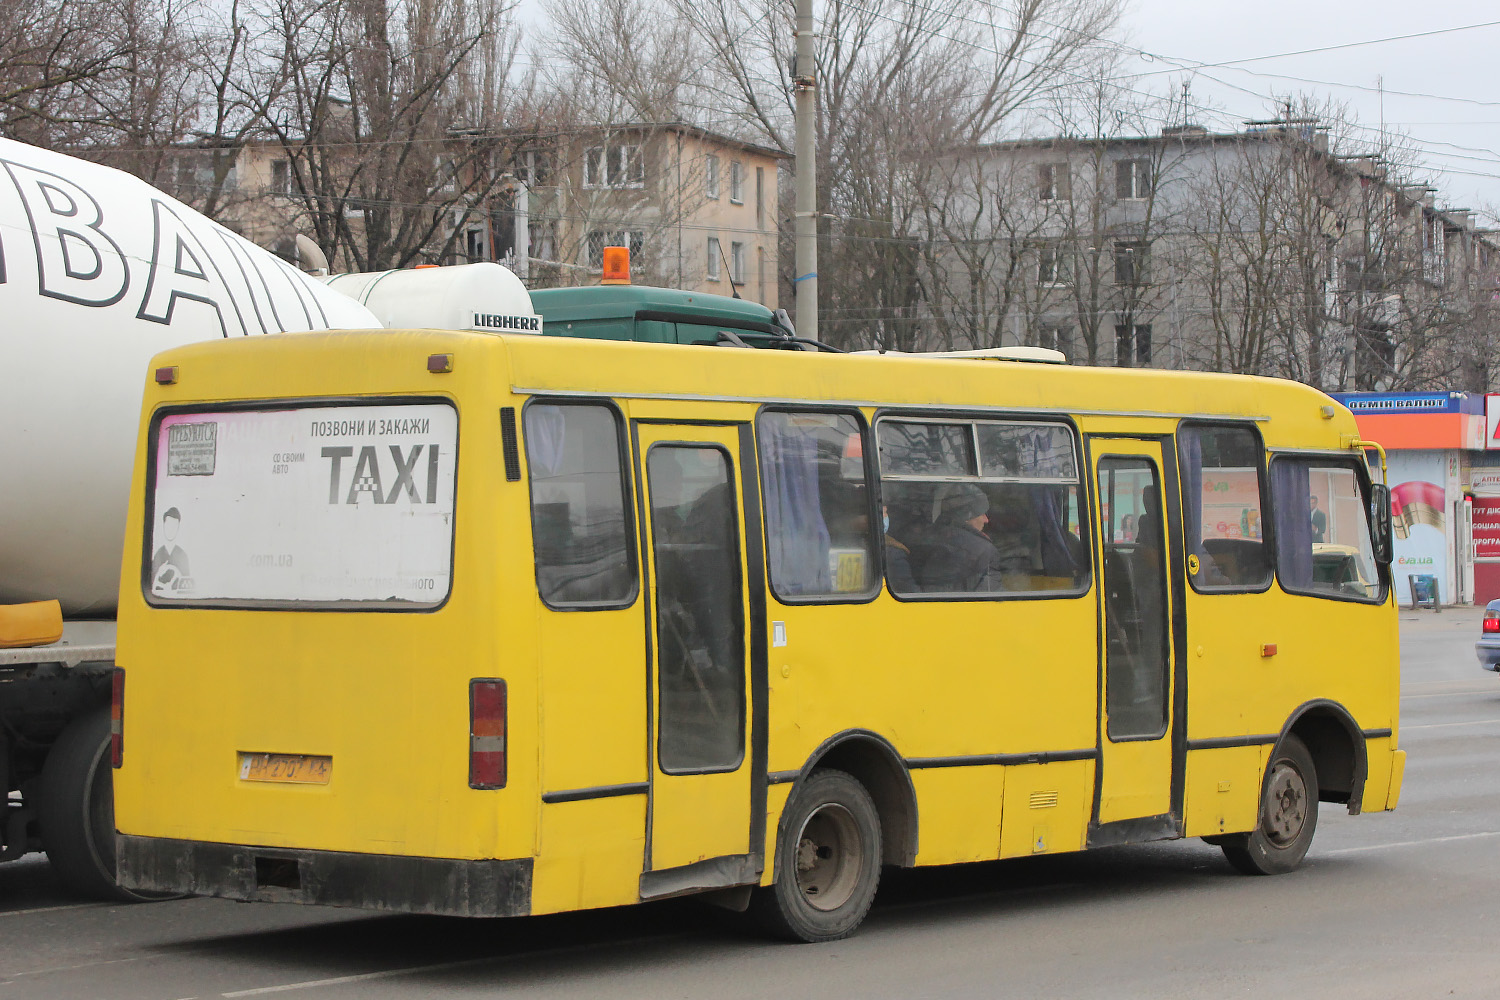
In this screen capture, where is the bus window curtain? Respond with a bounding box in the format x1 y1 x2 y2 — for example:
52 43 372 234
525 405 567 477
1035 486 1082 579
761 418 831 594
1179 430 1204 559
1273 460 1314 589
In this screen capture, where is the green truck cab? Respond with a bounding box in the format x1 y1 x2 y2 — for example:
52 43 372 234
530 285 813 349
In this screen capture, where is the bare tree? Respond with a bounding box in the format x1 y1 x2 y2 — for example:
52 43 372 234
213 0 529 270
542 0 1122 346
1 0 196 151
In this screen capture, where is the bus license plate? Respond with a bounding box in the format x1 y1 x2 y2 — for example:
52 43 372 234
238 752 331 784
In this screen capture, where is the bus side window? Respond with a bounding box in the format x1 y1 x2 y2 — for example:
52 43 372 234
1270 458 1384 603
877 418 1089 598
1178 424 1272 591
524 402 637 608
758 409 878 601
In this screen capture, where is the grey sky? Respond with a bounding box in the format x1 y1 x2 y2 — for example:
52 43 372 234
1116 0 1500 220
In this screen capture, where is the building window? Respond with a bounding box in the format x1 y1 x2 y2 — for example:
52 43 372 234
270 158 292 195
584 144 644 189
707 237 722 280
1039 325 1073 358
756 166 765 228
1113 240 1150 285
705 154 720 199
1038 243 1071 285
730 241 745 284
529 221 556 261
730 160 744 203
515 149 553 186
586 230 644 269
1115 158 1151 200
1115 323 1152 366
1038 162 1070 201
465 226 488 261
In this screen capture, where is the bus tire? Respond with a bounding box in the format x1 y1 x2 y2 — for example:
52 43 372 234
752 768 882 943
37 708 180 902
1221 734 1319 876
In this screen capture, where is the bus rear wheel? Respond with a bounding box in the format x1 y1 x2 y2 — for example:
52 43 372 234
37 709 181 902
1221 734 1319 876
752 768 882 943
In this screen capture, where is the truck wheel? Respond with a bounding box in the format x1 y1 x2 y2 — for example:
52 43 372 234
1221 734 1319 876
37 708 178 901
751 768 882 943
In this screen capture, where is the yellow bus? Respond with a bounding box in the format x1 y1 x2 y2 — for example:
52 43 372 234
113 330 1404 941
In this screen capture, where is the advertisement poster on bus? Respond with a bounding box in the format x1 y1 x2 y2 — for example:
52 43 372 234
1386 451 1449 603
149 402 458 606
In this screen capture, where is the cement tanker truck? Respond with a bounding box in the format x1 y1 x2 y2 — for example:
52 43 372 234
0 139 381 899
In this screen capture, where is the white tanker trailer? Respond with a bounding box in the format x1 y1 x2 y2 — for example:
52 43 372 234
0 139 383 898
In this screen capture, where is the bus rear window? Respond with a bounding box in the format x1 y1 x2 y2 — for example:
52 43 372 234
146 401 458 609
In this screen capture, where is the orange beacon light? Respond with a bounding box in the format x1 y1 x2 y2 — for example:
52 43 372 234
601 245 631 284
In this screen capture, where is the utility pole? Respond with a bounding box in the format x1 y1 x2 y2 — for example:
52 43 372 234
793 0 818 341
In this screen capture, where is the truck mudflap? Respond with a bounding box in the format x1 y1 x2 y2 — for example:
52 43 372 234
116 835 532 917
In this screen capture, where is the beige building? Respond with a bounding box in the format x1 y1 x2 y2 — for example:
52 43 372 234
509 123 786 309
147 123 785 310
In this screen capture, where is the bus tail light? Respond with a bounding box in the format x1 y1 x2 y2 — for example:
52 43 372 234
1485 612 1500 634
110 669 125 768
469 679 507 789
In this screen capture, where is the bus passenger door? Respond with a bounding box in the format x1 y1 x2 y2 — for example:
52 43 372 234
635 425 759 893
1089 439 1182 839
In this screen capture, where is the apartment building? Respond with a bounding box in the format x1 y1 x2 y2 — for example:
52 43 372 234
145 123 785 310
922 121 1500 391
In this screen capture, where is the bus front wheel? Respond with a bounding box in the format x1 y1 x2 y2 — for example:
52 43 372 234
37 709 180 902
1221 734 1319 876
752 768 882 943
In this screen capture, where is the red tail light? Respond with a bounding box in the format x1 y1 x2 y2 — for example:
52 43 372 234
469 679 507 789
110 669 124 768
1484 613 1500 634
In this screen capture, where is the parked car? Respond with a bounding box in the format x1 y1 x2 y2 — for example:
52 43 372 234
1477 600 1500 672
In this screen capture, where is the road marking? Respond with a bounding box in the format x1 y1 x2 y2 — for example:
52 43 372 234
1323 831 1500 855
220 956 511 996
1403 718 1500 730
0 901 113 918
2 956 141 978
219 929 679 996
1403 689 1500 700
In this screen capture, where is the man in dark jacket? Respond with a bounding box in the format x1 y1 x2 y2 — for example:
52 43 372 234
916 485 1003 593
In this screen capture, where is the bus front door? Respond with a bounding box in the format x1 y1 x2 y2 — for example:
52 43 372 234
636 425 758 895
1090 439 1182 838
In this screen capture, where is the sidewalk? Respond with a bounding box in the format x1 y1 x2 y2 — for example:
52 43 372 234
1397 602 1483 632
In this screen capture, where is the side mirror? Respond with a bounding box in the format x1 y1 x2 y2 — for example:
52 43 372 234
1370 483 1394 565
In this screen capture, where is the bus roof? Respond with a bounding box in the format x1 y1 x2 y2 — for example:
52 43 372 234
148 329 1355 451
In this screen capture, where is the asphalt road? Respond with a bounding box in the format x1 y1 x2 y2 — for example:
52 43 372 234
2 606 1497 999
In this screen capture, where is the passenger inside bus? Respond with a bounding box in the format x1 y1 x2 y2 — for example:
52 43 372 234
914 485 1004 592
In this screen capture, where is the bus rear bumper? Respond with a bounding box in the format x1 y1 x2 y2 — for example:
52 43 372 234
116 834 533 917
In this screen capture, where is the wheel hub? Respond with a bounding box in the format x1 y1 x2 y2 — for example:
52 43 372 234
1264 762 1308 846
793 802 863 911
